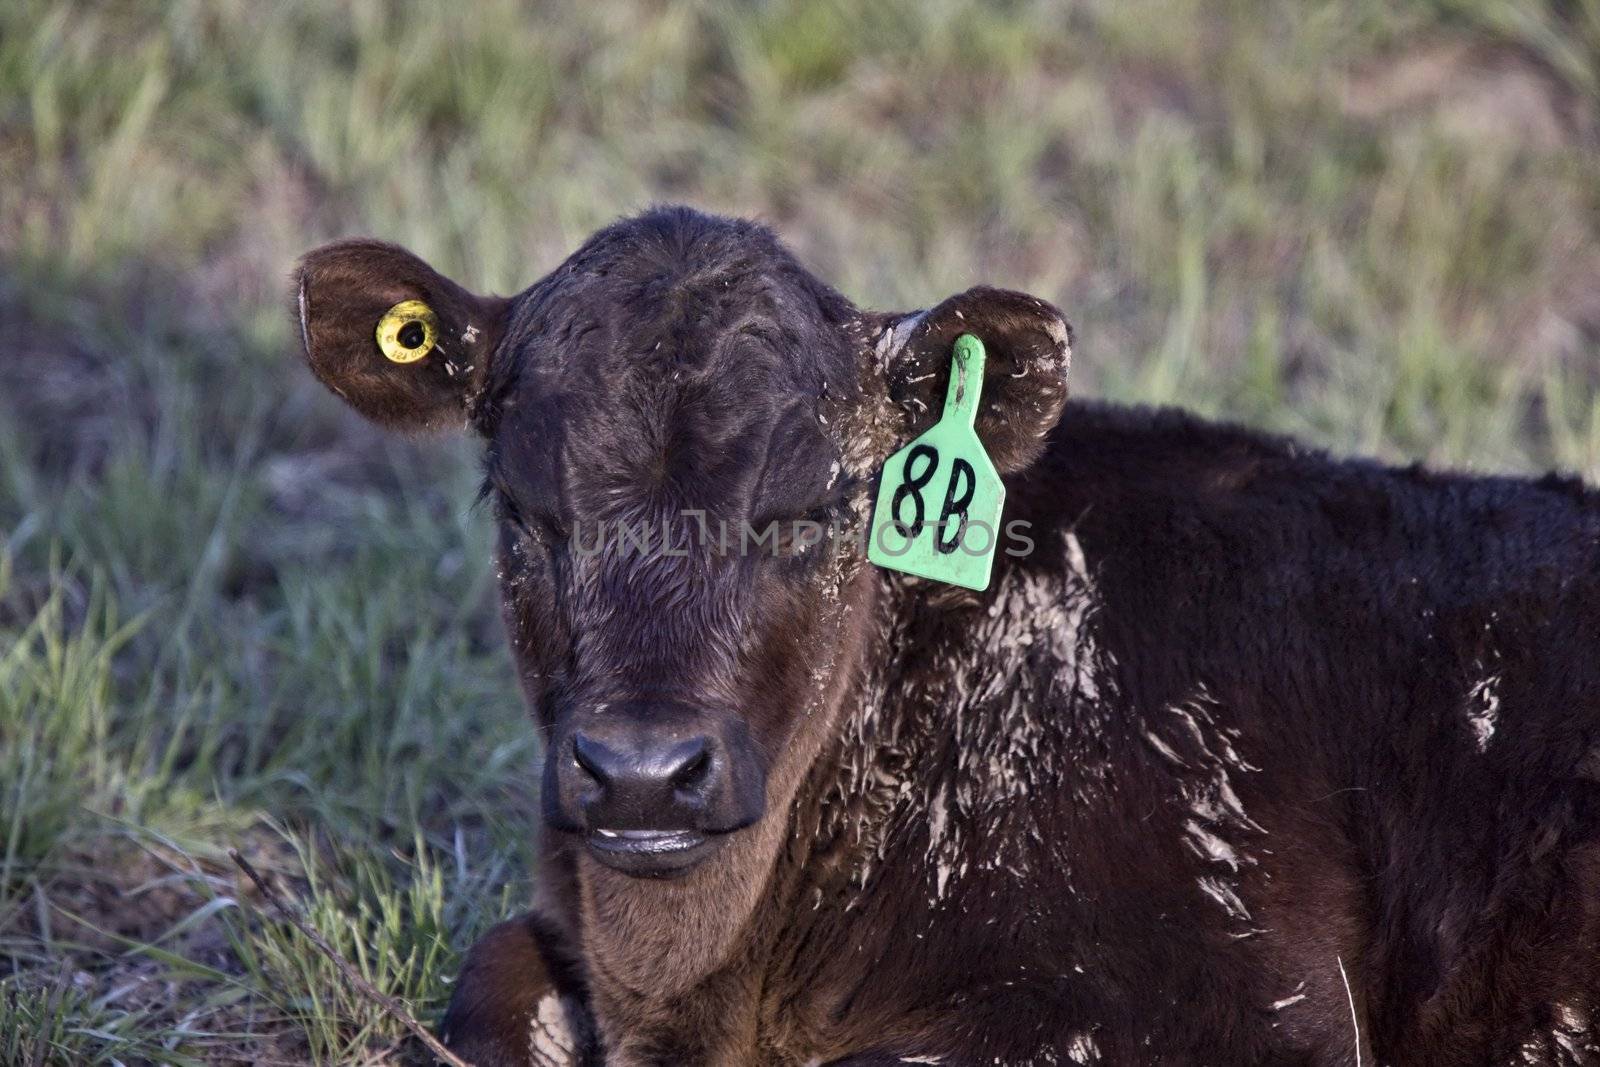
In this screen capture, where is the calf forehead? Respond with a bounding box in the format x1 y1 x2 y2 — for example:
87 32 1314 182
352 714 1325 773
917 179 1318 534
497 336 831 517
494 226 853 514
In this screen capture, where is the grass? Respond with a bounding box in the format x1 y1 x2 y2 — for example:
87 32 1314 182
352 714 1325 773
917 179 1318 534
0 0 1596 1062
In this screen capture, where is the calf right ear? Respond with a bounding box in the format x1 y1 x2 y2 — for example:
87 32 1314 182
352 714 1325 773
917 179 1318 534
293 240 510 433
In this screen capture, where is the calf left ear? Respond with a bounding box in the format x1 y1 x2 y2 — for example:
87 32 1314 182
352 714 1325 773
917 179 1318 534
293 239 511 433
872 286 1072 474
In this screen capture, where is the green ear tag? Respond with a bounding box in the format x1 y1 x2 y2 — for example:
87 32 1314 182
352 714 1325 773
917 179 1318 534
868 333 1004 591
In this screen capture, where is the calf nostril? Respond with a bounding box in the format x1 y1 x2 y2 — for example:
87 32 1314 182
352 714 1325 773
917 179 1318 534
570 732 716 808
669 739 713 790
572 733 613 786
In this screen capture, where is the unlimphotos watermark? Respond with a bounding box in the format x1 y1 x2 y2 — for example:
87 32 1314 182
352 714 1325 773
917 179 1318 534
558 511 1035 560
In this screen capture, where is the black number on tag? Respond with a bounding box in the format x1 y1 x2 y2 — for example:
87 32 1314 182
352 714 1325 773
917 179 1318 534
935 458 975 554
891 444 939 537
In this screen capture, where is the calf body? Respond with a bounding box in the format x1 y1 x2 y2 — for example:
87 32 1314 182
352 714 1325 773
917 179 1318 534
294 209 1600 1065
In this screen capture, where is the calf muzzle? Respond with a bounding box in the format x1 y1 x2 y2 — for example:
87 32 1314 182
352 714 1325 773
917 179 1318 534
543 704 766 877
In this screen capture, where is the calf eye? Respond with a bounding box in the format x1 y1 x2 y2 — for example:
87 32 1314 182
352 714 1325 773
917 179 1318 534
763 503 851 562
480 462 572 557
499 495 569 547
526 513 570 544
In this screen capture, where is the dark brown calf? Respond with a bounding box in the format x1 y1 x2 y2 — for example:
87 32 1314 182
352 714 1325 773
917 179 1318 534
295 207 1600 1065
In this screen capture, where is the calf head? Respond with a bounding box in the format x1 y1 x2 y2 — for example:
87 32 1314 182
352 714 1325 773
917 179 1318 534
295 208 1071 894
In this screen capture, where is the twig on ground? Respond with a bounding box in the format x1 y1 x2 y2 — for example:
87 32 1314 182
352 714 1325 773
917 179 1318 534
1337 954 1362 1067
229 848 474 1067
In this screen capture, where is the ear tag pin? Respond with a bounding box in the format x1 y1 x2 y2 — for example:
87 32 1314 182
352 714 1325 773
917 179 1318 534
868 333 1005 591
376 300 439 364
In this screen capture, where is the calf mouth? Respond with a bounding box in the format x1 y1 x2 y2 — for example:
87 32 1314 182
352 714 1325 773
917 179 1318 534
584 827 722 877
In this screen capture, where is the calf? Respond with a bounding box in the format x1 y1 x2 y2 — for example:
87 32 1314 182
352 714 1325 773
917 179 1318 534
294 207 1600 1066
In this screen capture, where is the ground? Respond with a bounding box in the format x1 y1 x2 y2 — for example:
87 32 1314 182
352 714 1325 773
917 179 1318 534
0 1 1597 1063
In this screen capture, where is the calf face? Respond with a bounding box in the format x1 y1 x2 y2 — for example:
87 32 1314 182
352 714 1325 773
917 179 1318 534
295 207 1071 879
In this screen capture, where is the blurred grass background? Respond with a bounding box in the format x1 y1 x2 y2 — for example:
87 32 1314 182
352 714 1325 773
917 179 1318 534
0 0 1597 1062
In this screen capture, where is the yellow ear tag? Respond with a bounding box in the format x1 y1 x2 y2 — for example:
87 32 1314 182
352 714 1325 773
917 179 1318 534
376 300 438 364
